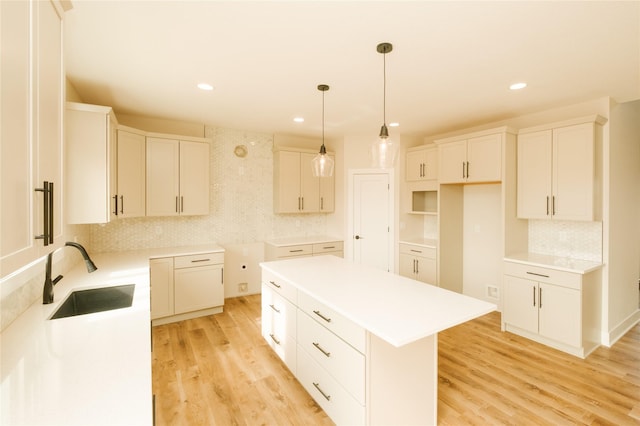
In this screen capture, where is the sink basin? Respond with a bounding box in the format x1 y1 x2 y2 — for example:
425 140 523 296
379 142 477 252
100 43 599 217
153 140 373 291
50 284 135 320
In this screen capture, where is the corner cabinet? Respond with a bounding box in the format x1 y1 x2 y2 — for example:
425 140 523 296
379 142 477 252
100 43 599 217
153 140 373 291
435 130 507 184
146 136 210 216
151 249 225 325
1 0 68 277
517 115 606 221
406 146 437 181
502 258 602 358
273 148 335 213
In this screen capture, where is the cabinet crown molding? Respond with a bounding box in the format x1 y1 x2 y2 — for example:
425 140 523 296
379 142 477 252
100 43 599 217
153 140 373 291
433 126 517 145
518 114 607 135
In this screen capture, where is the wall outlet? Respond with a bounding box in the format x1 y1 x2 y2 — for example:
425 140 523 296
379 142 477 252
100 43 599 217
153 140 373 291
238 282 248 293
487 285 499 299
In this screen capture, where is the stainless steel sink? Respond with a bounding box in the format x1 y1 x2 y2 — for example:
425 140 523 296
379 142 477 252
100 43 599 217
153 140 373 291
50 284 135 320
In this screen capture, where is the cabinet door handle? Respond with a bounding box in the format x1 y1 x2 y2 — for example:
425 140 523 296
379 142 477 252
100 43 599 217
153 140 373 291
313 310 332 323
120 195 124 214
539 287 543 308
462 162 466 179
34 181 52 245
312 382 331 401
312 342 331 357
175 196 179 213
298 196 301 210
552 196 555 216
546 196 550 216
321 197 324 210
532 286 536 307
181 196 184 213
269 280 281 288
415 259 419 274
269 333 281 345
113 195 118 215
301 197 304 210
269 304 280 313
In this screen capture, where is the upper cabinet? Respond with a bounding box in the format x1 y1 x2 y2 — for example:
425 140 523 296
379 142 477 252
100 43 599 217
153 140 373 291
1 0 67 277
146 137 210 216
406 146 437 181
66 102 118 224
436 132 504 184
273 148 335 213
116 128 146 218
517 116 606 221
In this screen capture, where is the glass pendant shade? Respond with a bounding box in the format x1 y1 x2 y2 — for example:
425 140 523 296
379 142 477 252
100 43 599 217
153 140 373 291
311 84 334 177
312 144 334 177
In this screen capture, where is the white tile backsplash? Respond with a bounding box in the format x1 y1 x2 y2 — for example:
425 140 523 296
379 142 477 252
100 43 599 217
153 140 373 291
528 220 602 262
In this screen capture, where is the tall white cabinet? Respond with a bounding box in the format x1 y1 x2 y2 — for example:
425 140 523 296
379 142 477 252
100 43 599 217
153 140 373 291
1 0 68 277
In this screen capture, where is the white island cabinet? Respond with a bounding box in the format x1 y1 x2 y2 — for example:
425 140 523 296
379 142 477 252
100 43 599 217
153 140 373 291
260 256 495 425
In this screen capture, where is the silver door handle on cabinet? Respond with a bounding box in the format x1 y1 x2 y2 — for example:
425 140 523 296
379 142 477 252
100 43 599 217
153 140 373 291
181 196 184 212
539 288 543 308
312 382 331 401
269 304 280 313
313 310 332 323
526 271 549 278
190 259 211 263
552 196 555 216
175 196 179 213
532 286 536 307
269 334 281 345
269 280 281 288
120 195 124 214
466 161 470 179
546 196 550 216
415 259 419 274
312 342 331 357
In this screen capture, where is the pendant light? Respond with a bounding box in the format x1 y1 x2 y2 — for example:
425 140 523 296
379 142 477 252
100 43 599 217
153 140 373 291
371 42 398 169
312 84 334 177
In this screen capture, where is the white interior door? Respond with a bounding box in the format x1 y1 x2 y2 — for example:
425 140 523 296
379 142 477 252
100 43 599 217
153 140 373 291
350 171 392 272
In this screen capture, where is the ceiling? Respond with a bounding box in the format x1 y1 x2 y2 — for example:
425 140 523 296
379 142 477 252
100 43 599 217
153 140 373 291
64 1 640 140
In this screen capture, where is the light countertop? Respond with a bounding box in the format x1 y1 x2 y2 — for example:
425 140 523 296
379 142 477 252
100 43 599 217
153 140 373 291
0 244 223 426
260 256 495 347
505 252 603 274
265 235 343 247
399 238 437 248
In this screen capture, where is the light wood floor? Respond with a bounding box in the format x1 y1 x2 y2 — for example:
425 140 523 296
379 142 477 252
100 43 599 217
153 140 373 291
152 295 640 425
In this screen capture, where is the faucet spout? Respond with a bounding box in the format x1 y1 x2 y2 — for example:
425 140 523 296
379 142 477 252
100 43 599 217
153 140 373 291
65 242 98 273
42 242 97 304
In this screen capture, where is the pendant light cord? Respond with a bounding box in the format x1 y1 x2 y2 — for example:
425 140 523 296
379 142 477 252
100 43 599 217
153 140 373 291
383 50 386 126
322 88 325 148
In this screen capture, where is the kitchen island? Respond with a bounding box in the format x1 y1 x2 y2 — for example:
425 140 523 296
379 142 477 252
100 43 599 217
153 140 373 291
260 255 496 425
0 244 223 425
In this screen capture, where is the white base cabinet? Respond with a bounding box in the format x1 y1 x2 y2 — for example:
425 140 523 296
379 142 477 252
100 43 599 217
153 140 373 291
151 250 224 325
502 259 601 358
398 243 437 285
265 238 343 261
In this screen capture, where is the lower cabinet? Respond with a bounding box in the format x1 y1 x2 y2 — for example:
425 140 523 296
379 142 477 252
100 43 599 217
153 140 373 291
261 282 297 373
502 260 601 358
398 243 437 285
151 251 224 325
265 239 344 261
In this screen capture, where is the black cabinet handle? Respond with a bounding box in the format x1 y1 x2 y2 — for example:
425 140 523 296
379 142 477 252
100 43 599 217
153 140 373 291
34 181 53 245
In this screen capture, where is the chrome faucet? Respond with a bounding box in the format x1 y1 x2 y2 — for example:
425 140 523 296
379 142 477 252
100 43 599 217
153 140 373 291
43 242 98 304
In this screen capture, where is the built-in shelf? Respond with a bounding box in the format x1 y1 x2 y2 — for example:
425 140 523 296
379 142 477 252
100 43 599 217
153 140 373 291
411 190 437 214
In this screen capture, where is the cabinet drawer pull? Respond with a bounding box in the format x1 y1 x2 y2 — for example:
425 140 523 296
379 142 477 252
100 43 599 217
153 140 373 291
526 271 549 278
312 382 331 401
269 304 280 313
269 280 281 288
312 342 331 357
289 249 304 253
190 258 211 263
410 249 422 254
269 333 281 345
323 246 335 250
313 310 332 323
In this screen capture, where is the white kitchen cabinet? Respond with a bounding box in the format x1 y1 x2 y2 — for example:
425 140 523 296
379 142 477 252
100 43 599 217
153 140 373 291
436 132 503 184
406 146 437 181
517 116 606 221
1 0 67 277
146 137 210 216
399 243 437 285
273 148 335 213
265 237 344 261
116 128 146 218
65 102 118 224
503 258 601 358
151 250 224 325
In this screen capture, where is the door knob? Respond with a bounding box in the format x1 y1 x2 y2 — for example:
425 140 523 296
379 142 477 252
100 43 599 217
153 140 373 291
355 235 363 240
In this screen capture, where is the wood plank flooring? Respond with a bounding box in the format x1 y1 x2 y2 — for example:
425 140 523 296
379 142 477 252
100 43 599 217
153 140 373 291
152 295 640 425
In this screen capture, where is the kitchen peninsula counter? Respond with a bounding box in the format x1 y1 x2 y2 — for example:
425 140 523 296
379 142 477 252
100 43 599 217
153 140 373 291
0 244 223 425
260 255 496 424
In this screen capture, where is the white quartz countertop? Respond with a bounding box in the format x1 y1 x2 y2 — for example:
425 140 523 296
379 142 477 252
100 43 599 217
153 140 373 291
505 252 603 274
260 256 496 347
265 235 342 247
0 244 223 425
399 238 437 248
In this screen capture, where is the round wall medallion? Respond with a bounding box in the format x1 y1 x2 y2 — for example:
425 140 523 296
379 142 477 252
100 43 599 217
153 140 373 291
234 145 248 158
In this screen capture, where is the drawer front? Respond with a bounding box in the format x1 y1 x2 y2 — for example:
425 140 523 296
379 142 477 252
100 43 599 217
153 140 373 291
273 244 313 258
504 261 581 289
174 252 224 269
297 310 365 404
297 291 366 353
296 344 365 426
399 244 436 259
262 269 297 303
312 241 344 255
261 284 297 372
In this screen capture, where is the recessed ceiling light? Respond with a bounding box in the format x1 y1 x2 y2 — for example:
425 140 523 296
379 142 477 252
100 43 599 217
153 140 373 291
389 122 400 127
197 83 213 91
509 82 527 90
293 117 304 123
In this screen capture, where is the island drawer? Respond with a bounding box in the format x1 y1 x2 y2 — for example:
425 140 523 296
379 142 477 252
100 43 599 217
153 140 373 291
297 310 365 404
296 343 365 426
262 284 297 373
312 241 344 255
262 270 297 303
504 261 581 289
272 244 313 258
297 291 366 353
173 252 224 269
